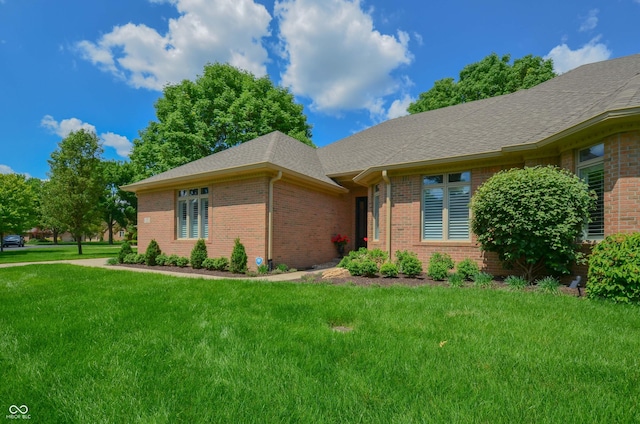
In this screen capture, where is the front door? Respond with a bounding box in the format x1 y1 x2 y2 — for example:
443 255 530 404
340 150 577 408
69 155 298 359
355 197 368 249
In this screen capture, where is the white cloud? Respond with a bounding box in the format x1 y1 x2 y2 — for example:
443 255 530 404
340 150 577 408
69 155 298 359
579 9 599 32
275 0 413 114
0 164 15 174
101 132 133 157
386 94 414 120
41 116 132 158
545 36 612 74
76 0 272 90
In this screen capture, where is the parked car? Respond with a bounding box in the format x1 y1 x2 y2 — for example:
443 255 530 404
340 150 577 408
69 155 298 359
2 235 25 247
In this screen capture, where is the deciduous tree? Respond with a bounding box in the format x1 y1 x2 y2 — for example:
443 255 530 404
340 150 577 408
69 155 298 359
45 129 105 254
130 63 313 179
408 53 555 113
0 173 38 252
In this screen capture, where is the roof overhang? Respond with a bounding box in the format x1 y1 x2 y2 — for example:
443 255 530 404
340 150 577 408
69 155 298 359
122 161 348 195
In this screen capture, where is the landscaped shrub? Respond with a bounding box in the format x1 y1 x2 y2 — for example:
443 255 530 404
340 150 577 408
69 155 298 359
175 256 189 268
338 248 384 277
427 252 455 281
230 238 248 274
457 258 480 281
367 249 389 266
257 264 269 274
587 233 640 304
166 254 180 266
536 276 560 294
117 241 133 264
448 272 464 288
145 239 162 266
395 250 423 277
190 239 208 269
106 257 118 266
276 263 289 273
155 254 169 266
473 272 494 288
504 275 528 290
380 262 399 278
212 257 230 271
471 166 596 282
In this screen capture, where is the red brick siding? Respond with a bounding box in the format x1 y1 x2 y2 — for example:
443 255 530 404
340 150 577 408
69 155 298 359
604 131 640 235
272 181 353 269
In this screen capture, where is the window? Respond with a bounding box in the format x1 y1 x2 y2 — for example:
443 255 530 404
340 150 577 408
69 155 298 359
578 144 604 240
373 184 380 240
422 172 471 240
177 187 209 239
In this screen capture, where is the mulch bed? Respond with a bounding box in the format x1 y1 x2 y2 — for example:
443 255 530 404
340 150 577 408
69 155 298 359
113 263 581 296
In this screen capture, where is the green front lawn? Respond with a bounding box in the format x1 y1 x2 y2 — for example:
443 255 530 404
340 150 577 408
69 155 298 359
1 265 639 423
0 244 124 264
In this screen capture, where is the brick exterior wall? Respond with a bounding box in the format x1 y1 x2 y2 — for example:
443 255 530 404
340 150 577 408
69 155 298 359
604 131 640 235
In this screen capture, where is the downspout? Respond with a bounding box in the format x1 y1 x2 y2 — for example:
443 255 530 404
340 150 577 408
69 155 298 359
382 170 392 258
268 171 283 271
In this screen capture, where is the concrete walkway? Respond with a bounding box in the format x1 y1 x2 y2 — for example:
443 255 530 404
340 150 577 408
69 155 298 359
0 258 327 281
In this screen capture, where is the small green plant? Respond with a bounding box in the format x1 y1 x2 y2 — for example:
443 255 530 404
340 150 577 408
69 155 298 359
473 272 494 288
504 275 528 290
427 252 454 281
257 264 269 274
117 241 133 264
106 257 118 266
166 254 180 266
230 238 248 274
276 263 289 272
155 254 169 266
536 276 560 294
587 232 640 304
175 256 189 268
395 250 423 277
448 272 465 288
380 262 399 278
145 239 162 266
212 257 230 271
190 239 208 269
367 248 389 266
339 248 382 277
457 258 480 281
202 258 216 270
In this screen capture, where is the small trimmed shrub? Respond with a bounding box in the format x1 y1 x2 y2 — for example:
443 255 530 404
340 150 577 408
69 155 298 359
145 239 162 266
395 250 423 277
457 258 480 281
504 275 528 290
106 257 118 266
368 249 389 266
339 248 383 277
230 238 248 274
473 272 494 288
380 262 399 278
202 258 216 270
190 239 208 269
166 254 180 266
257 264 269 274
155 254 169 266
123 253 138 264
448 272 464 288
276 263 289 272
587 232 640 304
212 257 230 271
536 276 560 294
117 241 133 264
427 252 455 281
175 256 189 268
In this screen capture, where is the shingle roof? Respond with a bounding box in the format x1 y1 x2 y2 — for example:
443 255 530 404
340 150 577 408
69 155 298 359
125 54 640 192
318 53 640 176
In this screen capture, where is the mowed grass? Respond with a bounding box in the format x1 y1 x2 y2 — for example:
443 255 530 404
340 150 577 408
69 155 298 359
0 244 123 264
1 265 639 423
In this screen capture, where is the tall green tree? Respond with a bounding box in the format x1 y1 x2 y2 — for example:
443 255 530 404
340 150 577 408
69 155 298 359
130 63 313 179
39 180 68 244
408 53 556 113
100 160 137 244
46 129 105 254
0 173 38 252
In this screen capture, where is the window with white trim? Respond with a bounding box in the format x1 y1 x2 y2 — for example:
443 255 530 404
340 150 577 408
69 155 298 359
373 184 380 240
578 144 604 240
422 172 471 240
177 187 209 239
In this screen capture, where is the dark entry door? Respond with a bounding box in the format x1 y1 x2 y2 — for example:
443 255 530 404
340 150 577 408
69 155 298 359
355 197 368 249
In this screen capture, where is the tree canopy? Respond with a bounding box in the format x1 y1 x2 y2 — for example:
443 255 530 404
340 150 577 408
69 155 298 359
100 160 137 244
470 166 595 281
130 63 313 180
0 173 38 252
408 53 556 114
45 129 105 254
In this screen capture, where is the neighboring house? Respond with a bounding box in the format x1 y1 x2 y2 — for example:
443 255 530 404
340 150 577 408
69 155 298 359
123 54 640 275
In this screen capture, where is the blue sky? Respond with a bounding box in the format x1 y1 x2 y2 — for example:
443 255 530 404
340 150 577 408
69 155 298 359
1 0 639 179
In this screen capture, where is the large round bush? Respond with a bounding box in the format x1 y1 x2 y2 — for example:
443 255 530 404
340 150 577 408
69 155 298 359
587 233 640 304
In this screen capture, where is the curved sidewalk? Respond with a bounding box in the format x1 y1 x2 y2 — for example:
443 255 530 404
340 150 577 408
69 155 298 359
0 258 326 281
